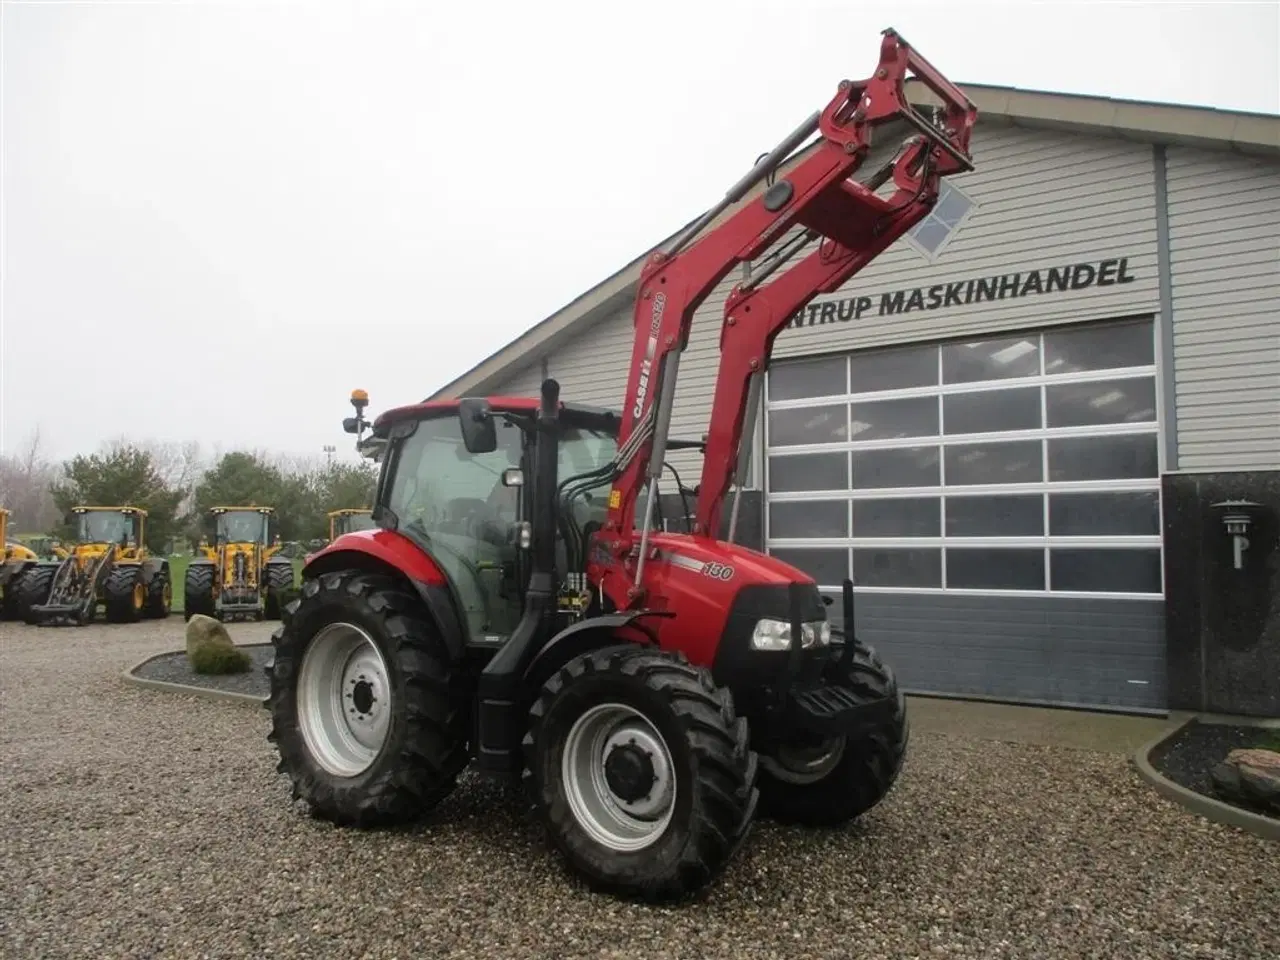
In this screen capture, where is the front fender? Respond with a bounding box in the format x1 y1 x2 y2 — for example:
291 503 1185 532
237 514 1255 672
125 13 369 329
303 529 445 587
521 610 672 696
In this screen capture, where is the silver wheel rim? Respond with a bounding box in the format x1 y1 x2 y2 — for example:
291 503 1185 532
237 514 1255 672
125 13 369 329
297 622 391 778
761 736 846 784
561 703 676 852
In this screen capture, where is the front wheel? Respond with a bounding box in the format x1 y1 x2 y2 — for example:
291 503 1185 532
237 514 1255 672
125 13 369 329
756 636 908 827
263 561 295 620
104 565 145 623
266 570 469 827
523 646 759 902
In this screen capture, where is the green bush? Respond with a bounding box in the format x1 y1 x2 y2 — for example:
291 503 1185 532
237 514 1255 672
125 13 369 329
190 641 252 675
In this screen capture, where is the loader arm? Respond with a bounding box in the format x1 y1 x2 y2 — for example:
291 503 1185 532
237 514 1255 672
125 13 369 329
592 28 976 600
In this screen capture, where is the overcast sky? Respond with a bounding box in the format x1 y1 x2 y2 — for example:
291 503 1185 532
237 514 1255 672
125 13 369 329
3 0 1277 464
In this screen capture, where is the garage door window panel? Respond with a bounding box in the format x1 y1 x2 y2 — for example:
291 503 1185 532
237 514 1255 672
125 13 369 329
945 440 1043 486
852 498 942 537
943 386 1042 435
768 405 848 447
768 355 847 403
946 494 1045 537
769 500 849 539
770 547 849 586
851 447 940 489
1051 547 1162 594
767 452 849 493
849 343 937 393
946 547 1046 591
852 548 942 588
849 395 939 441
764 317 1163 599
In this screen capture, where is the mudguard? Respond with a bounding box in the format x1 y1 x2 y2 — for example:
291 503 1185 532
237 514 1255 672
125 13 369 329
301 530 464 662
521 610 672 695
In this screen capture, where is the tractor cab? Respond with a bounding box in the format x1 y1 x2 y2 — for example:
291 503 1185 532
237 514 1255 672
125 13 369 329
349 395 622 645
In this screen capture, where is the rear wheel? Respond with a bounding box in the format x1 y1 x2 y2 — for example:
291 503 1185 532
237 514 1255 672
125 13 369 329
756 636 908 827
523 646 759 902
263 561 295 620
266 570 469 827
144 566 172 619
104 565 144 623
183 563 216 620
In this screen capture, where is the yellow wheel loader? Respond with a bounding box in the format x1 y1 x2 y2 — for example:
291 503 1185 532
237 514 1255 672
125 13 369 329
1 508 43 621
23 506 173 626
184 506 296 622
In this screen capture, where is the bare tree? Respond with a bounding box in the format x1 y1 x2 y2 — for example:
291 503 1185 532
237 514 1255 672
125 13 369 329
0 427 60 532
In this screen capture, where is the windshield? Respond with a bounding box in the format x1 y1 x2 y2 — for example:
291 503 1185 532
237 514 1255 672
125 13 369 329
78 511 136 544
558 426 618 530
217 511 268 543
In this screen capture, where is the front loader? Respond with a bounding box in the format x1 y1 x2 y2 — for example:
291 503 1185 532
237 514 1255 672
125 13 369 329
185 506 296 621
1 508 42 621
23 506 172 626
265 28 976 902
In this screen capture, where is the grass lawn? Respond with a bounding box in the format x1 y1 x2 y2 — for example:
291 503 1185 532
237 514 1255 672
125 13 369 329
164 556 305 613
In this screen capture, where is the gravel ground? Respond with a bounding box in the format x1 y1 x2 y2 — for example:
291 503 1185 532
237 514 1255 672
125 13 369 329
134 644 274 697
2 620 1277 960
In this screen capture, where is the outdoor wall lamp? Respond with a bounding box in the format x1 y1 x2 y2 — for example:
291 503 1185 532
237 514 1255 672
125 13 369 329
1211 500 1263 571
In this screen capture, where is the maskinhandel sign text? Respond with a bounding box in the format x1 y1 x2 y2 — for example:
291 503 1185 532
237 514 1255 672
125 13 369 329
787 256 1137 329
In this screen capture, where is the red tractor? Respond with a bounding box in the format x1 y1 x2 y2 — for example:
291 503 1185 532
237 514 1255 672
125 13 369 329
266 28 976 901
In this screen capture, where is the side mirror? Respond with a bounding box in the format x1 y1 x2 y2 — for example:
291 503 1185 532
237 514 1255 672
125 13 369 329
458 398 497 454
502 468 524 487
342 417 361 434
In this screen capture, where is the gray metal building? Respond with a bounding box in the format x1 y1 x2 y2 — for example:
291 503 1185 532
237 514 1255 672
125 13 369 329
430 85 1280 716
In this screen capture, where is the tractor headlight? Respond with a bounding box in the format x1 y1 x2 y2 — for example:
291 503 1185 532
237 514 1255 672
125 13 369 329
750 618 831 651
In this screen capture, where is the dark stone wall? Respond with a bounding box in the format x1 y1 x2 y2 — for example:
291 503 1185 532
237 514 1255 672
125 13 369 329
1162 470 1280 718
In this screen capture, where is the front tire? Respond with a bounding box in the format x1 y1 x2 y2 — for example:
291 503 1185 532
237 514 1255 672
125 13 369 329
20 566 56 624
266 570 469 827
263 561 295 620
523 646 759 902
183 562 216 620
104 565 144 623
756 636 908 827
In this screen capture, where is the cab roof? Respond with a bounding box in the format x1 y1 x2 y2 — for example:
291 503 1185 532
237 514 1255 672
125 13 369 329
373 397 624 436
210 505 275 514
73 505 148 516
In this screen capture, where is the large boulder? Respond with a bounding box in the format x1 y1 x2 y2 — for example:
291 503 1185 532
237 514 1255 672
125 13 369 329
185 613 231 657
1209 748 1280 816
184 613 250 675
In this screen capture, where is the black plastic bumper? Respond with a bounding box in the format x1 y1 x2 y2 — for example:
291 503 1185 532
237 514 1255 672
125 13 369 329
781 681 897 736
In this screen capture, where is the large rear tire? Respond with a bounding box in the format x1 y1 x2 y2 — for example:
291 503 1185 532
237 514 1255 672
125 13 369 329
266 570 469 827
144 565 172 619
523 646 759 902
183 562 216 620
104 565 145 624
756 636 908 827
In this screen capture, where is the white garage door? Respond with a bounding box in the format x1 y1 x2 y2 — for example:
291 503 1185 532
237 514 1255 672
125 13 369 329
762 315 1167 711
